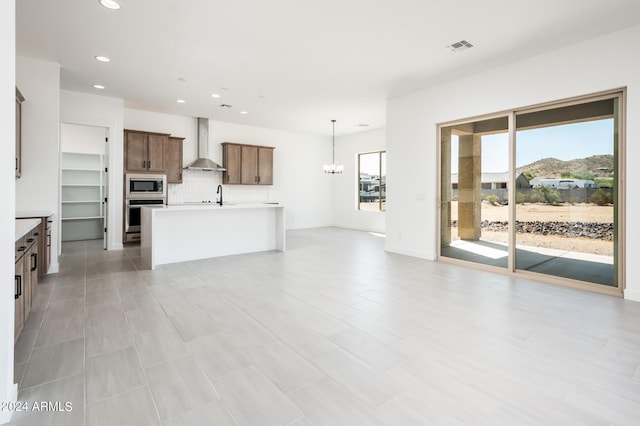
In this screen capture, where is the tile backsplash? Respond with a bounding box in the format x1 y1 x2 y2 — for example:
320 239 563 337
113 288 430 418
167 169 277 204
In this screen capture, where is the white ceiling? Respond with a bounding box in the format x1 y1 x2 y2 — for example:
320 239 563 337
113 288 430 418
16 0 640 136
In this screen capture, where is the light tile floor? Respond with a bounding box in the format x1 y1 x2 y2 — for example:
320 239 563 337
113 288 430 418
10 227 640 425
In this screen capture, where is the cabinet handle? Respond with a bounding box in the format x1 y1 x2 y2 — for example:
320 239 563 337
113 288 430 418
15 158 18 171
15 275 21 299
17 246 26 252
31 253 38 271
47 234 51 248
27 238 34 243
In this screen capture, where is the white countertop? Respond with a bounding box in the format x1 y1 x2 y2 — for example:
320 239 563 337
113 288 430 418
16 219 41 241
157 202 281 212
16 210 54 218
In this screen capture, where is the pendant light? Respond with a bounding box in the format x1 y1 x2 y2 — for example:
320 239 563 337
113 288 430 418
323 119 344 174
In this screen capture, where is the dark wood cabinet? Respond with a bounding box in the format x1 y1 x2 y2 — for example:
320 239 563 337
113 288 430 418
165 137 184 183
15 257 24 342
16 87 24 178
147 134 165 172
240 145 258 184
18 215 52 277
223 143 242 184
257 147 274 185
124 130 169 173
45 218 52 275
14 227 38 342
222 143 274 185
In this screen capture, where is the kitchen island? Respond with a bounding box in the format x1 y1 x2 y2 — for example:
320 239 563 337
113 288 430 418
140 203 285 269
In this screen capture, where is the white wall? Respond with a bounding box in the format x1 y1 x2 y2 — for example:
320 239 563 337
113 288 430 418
0 0 17 422
124 109 333 230
15 57 60 273
333 128 386 233
61 123 107 154
60 90 125 250
386 24 640 301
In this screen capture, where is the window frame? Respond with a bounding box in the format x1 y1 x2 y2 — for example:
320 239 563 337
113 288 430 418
357 150 386 212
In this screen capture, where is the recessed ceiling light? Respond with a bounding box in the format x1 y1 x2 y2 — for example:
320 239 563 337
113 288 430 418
93 84 105 89
211 93 220 98
177 99 186 104
177 77 186 82
240 111 248 115
99 0 120 10
356 123 370 127
220 87 230 91
95 56 110 63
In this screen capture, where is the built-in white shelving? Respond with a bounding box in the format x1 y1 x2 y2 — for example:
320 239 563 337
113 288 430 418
61 152 105 241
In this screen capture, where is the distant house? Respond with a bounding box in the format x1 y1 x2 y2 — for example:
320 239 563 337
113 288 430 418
530 178 596 189
451 172 530 190
360 173 386 202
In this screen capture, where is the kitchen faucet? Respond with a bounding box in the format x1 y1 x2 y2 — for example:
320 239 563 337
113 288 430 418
216 184 223 206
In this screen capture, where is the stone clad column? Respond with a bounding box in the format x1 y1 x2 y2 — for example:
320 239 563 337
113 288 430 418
457 134 481 240
440 127 452 246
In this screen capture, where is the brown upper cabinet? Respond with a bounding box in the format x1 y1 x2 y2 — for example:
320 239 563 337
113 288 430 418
165 137 184 183
124 130 168 173
222 142 274 185
16 87 24 178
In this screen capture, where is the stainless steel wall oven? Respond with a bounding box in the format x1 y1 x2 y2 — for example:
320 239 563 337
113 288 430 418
124 174 166 242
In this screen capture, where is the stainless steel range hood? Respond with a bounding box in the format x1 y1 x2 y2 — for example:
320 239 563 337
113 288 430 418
185 117 226 171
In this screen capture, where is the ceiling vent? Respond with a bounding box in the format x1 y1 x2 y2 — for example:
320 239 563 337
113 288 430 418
219 104 232 109
447 40 474 52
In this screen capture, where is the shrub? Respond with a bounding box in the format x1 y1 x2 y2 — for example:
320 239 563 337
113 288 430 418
516 192 526 204
484 194 500 205
531 186 563 204
591 189 612 206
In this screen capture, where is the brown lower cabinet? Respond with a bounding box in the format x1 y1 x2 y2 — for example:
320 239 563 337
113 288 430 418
14 228 39 342
14 257 25 342
16 215 52 277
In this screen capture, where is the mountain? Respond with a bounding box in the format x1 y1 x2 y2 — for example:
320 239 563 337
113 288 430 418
516 155 614 178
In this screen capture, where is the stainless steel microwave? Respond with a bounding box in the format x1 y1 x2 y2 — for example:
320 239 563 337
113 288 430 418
125 174 167 199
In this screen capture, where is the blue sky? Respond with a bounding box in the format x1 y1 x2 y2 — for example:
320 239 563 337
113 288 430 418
450 119 614 173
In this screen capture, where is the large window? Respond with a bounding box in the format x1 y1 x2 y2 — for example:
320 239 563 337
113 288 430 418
358 151 386 211
439 91 623 294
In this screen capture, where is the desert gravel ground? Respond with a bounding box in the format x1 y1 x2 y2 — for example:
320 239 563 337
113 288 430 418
448 202 614 256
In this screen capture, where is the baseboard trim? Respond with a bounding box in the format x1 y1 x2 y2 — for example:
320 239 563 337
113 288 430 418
384 245 434 260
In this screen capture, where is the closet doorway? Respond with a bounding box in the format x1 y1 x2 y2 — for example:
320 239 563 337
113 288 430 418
60 123 109 248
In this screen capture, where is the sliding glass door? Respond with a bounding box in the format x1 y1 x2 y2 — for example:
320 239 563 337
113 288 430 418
439 92 623 292
514 98 618 286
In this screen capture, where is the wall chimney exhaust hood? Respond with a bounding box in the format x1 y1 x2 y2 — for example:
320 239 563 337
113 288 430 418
185 117 226 171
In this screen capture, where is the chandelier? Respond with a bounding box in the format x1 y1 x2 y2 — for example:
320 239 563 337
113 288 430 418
323 119 343 174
